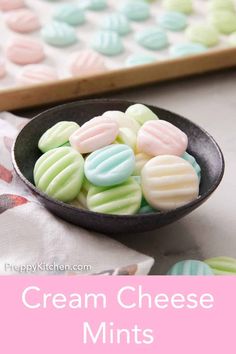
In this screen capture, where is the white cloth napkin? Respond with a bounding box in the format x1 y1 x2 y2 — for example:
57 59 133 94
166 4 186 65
0 112 154 275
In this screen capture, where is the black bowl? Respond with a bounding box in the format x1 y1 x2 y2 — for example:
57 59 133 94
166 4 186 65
12 99 224 235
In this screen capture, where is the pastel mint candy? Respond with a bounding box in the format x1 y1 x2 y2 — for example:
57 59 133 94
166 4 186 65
170 42 207 57
125 53 156 67
80 0 107 11
92 31 124 56
167 260 214 275
208 0 235 13
87 177 142 214
182 152 201 181
34 147 84 202
76 178 91 209
101 13 131 35
204 257 236 275
186 23 219 47
163 0 193 14
158 11 188 31
41 21 77 47
125 103 158 127
85 144 135 186
208 10 236 35
135 27 168 50
38 121 79 153
120 0 150 22
54 4 86 26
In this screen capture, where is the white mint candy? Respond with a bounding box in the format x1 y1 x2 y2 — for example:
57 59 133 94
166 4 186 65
141 155 199 211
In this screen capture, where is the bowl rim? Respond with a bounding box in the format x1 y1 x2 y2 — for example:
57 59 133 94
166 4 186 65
12 98 225 219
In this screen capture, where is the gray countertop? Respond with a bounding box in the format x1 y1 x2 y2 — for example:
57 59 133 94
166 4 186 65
17 69 236 275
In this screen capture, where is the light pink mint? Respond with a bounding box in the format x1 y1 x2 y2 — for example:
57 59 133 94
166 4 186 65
0 0 25 11
70 50 107 77
137 120 188 156
6 9 41 33
6 37 45 65
18 65 58 85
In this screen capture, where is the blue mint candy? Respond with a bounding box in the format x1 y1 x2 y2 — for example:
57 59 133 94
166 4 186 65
54 4 86 26
41 21 77 47
158 11 188 31
84 144 135 187
167 260 214 275
135 27 169 50
170 43 207 57
125 53 156 67
101 13 131 35
182 152 201 181
92 30 124 56
120 0 150 22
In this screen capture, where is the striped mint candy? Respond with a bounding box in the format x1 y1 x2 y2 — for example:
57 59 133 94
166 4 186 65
141 155 199 211
137 120 188 156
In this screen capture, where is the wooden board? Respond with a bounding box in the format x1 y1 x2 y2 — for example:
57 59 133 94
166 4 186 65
1 47 236 111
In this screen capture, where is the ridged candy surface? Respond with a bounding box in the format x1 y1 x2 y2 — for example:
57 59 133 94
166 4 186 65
18 64 58 86
120 1 150 21
81 0 107 11
163 0 193 14
101 13 131 35
85 144 135 186
6 37 45 65
158 11 187 31
34 147 84 202
87 177 142 214
204 257 236 275
69 116 119 154
76 178 91 209
133 152 152 175
54 4 85 26
6 9 41 33
69 50 107 77
182 152 201 180
135 27 168 50
38 121 79 153
141 155 199 211
92 31 124 56
125 104 158 127
41 21 78 47
137 120 188 156
0 0 25 11
167 260 214 275
103 110 140 132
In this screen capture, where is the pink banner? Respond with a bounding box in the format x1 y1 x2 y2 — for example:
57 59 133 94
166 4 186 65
0 276 235 353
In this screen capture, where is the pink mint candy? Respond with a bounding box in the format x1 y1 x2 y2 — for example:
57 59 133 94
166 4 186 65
17 65 58 85
6 37 45 65
6 9 41 33
137 120 188 156
0 0 25 11
69 50 107 77
69 116 119 154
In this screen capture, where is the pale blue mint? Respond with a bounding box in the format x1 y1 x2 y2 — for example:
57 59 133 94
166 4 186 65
158 11 187 31
125 53 156 67
84 144 135 187
41 21 78 47
53 4 85 26
120 0 150 21
79 0 107 11
101 13 131 35
92 31 124 56
167 260 214 275
135 27 168 50
170 43 207 57
182 152 201 181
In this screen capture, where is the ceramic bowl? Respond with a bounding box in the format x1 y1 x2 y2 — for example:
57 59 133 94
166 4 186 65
12 99 224 234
